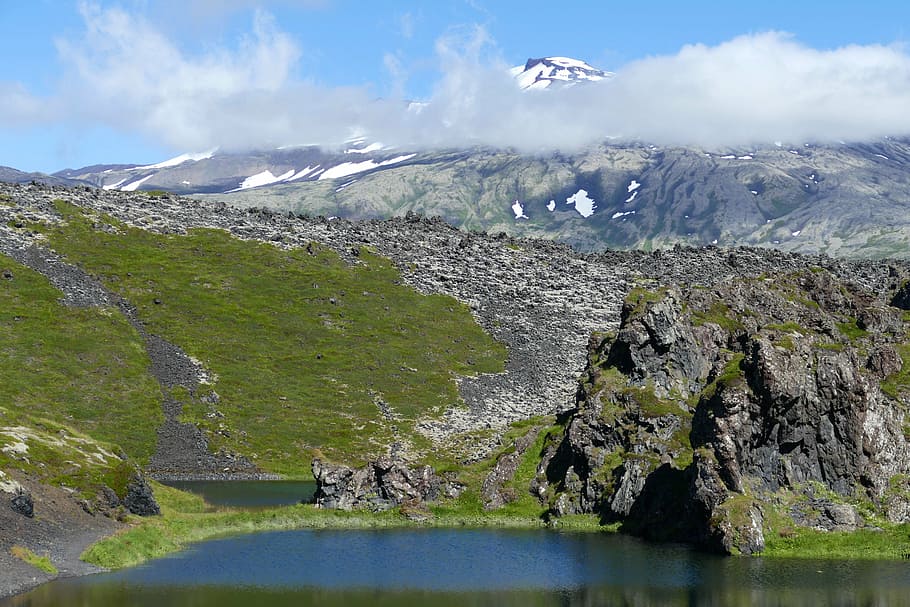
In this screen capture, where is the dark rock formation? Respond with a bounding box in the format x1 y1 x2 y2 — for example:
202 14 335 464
10 491 34 518
312 456 462 511
122 474 160 516
543 270 910 554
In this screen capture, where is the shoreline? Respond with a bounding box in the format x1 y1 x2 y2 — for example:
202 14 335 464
5 498 910 602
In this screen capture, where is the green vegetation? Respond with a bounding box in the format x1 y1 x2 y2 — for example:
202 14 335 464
0 253 162 462
0 409 140 500
692 301 743 332
10 545 58 575
765 322 806 334
836 320 868 341
624 286 668 317
763 523 910 559
882 343 910 399
430 417 559 520
32 201 507 474
700 353 745 401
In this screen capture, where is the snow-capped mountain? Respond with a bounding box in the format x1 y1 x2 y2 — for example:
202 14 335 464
50 57 611 195
53 140 419 195
510 56 613 90
21 55 910 258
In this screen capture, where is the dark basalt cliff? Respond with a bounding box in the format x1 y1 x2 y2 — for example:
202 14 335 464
540 270 910 554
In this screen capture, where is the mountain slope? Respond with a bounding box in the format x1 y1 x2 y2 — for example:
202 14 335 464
207 139 910 258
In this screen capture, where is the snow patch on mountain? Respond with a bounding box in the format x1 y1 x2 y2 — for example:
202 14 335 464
233 169 295 191
511 57 613 90
103 177 128 190
511 200 528 219
287 166 320 181
318 154 416 180
566 189 596 218
344 142 384 154
121 174 154 191
133 149 216 170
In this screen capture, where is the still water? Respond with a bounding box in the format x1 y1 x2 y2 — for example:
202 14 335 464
160 480 316 508
6 528 910 606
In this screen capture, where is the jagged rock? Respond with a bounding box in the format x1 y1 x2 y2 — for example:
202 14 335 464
312 456 462 511
10 491 34 518
545 271 910 554
891 280 910 310
867 346 903 378
122 474 160 516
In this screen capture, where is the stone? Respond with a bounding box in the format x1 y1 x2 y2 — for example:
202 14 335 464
312 456 461 512
123 474 161 516
10 491 33 518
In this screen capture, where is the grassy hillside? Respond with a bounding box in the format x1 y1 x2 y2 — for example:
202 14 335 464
0 252 162 463
30 201 506 475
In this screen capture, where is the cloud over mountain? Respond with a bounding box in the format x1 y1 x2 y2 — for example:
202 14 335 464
10 5 910 154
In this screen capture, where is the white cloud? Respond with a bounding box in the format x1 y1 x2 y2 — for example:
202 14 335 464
0 83 55 127
398 12 415 40
10 10 910 157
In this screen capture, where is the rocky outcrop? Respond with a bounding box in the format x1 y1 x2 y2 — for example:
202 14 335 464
312 456 463 512
9 491 34 518
122 474 160 516
543 271 910 554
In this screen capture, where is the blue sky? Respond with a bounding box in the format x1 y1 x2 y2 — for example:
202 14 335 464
2 0 910 172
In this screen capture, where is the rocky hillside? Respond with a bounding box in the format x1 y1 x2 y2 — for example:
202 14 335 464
538 271 910 554
4 181 910 564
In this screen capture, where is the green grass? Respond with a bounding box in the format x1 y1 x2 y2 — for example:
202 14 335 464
33 201 507 474
624 286 668 317
763 524 910 559
882 342 910 398
0 253 162 462
692 301 743 332
10 545 58 575
836 320 869 341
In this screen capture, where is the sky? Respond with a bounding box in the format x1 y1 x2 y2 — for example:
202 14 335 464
2 0 910 172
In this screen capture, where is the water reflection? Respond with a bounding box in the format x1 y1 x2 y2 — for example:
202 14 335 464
159 480 316 508
5 529 910 606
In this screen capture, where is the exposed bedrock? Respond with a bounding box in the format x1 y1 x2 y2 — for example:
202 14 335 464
312 456 463 512
541 270 910 554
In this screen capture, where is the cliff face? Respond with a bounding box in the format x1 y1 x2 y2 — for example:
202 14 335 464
541 271 910 554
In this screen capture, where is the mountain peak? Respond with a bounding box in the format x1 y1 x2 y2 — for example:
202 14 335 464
511 56 613 90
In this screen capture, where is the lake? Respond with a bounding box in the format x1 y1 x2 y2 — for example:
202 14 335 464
5 528 910 606
159 480 316 508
